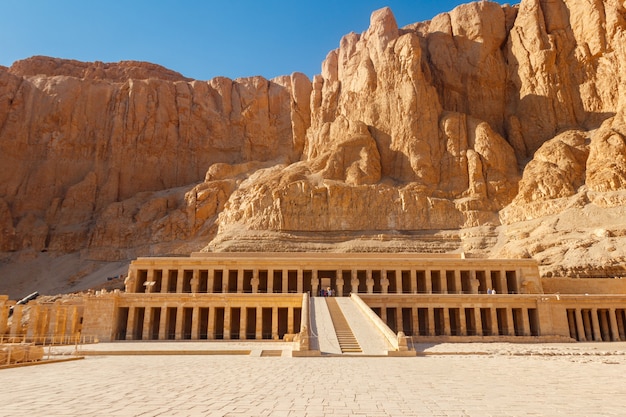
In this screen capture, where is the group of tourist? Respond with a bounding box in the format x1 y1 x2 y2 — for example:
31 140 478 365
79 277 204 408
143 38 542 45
487 288 497 294
320 287 334 297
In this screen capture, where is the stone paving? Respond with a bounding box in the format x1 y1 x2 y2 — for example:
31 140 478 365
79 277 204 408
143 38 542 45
2 342 626 416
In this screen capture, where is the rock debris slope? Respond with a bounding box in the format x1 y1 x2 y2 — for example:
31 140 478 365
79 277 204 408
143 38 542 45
1 0 626 295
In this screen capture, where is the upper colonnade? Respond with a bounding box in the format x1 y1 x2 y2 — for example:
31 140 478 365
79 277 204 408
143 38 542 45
124 252 542 297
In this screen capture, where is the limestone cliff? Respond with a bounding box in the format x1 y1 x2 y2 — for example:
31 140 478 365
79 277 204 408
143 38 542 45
2 0 626 296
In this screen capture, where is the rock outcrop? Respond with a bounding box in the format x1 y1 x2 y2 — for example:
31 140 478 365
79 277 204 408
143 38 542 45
2 0 626 296
0 58 311 257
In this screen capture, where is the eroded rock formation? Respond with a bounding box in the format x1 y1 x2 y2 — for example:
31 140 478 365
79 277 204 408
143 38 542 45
2 0 626 295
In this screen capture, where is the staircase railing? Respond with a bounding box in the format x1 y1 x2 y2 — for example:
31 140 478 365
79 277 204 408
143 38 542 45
349 293 408 351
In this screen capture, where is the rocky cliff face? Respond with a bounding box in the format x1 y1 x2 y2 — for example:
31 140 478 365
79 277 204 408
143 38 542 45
2 0 626 296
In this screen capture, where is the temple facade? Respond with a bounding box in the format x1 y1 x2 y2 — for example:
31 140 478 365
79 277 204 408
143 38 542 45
2 252 626 354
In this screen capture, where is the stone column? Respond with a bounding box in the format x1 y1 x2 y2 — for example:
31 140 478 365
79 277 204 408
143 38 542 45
207 306 216 340
191 269 199 293
381 270 389 294
336 273 344 297
237 269 244 293
161 271 170 294
459 307 467 336
443 308 451 336
351 270 359 294
191 306 200 340
267 270 274 294
412 307 419 336
410 270 417 294
500 269 508 294
522 308 531 336
506 308 515 336
312 270 319 296
599 310 610 341
10 305 24 338
207 269 215 293
26 305 40 341
439 271 447 294
59 306 70 342
125 307 136 340
485 270 492 292
159 305 168 340
223 307 231 340
146 269 155 293
470 270 479 294
474 308 483 336
427 307 436 336
240 307 247 340
69 306 81 341
454 270 462 294
617 310 626 341
425 269 433 294
176 269 184 293
46 308 55 340
252 269 260 294
46 307 56 341
38 308 50 342
0 305 9 339
395 269 403 294
490 309 499 336
582 309 593 340
366 270 374 294
256 307 263 340
272 307 279 340
282 269 289 294
175 306 184 340
142 307 152 340
574 309 586 341
288 307 294 334
396 307 403 334
591 308 602 341
609 308 621 341
514 268 523 293
297 269 304 294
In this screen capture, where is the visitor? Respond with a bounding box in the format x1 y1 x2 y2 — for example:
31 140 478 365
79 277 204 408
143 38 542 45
487 288 492 294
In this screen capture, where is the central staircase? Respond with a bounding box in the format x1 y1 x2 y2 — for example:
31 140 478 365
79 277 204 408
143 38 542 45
325 298 362 354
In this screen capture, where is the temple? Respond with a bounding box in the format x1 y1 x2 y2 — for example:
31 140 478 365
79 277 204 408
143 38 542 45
2 252 626 355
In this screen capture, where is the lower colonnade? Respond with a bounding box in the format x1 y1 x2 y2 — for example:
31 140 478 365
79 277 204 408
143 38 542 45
112 294 303 341
2 252 626 348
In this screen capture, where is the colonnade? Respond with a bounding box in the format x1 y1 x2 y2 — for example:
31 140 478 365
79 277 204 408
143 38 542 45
115 297 302 341
0 303 82 343
566 308 626 342
129 267 523 296
362 299 540 338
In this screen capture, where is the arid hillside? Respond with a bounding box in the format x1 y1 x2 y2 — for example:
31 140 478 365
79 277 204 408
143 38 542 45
2 0 626 298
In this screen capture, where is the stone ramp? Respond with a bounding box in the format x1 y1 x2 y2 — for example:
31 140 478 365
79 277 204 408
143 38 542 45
335 297 394 356
308 297 341 355
309 297 394 356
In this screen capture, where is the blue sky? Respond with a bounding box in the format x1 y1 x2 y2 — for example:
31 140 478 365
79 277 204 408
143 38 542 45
1 0 510 81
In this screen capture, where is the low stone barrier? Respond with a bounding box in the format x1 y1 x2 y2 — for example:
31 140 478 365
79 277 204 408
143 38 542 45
0 344 44 365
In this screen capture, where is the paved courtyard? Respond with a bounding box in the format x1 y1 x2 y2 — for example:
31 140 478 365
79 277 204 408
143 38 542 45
2 343 626 416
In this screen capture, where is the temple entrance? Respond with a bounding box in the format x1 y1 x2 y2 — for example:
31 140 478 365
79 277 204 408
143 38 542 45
317 270 339 296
